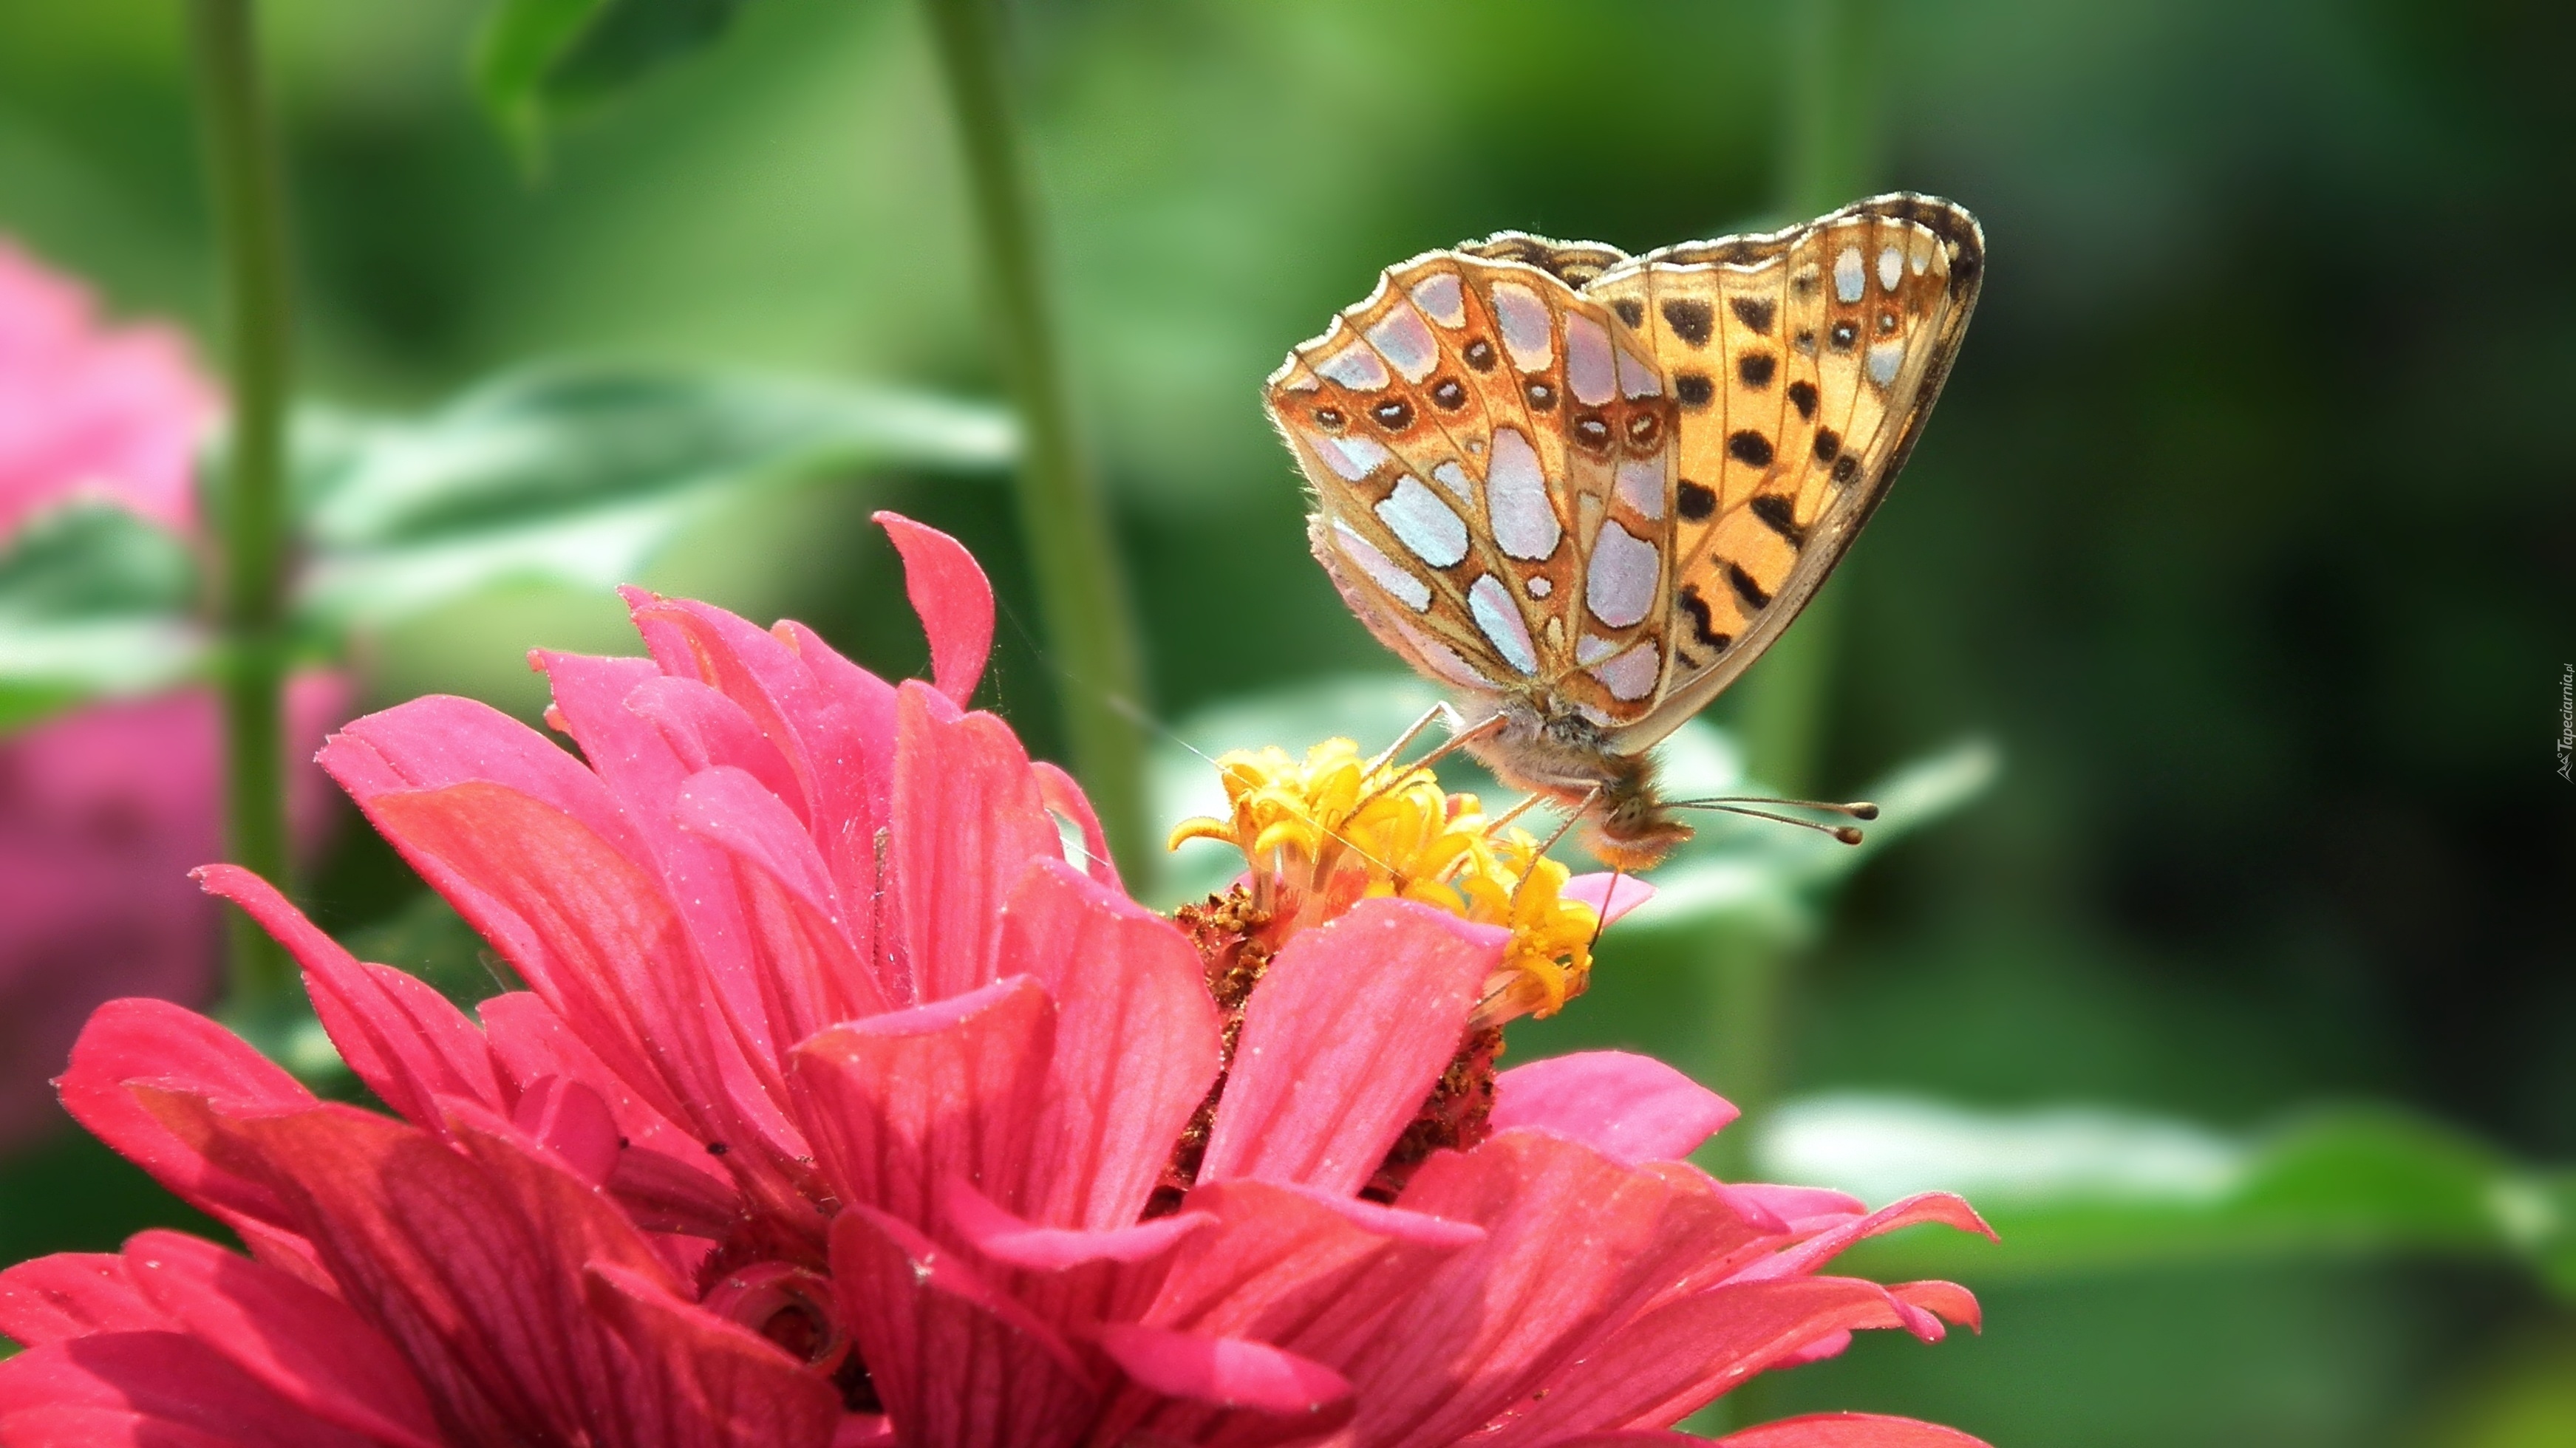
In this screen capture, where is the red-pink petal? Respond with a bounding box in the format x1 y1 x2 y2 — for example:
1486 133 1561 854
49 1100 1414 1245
1485 1277 1929 1444
790 975 1054 1231
1094 1321 1352 1415
939 1175 1213 1272
0 1254 166 1348
1490 1052 1737 1165
197 864 505 1129
875 511 995 707
995 858 1219 1229
1727 1191 1995 1284
1332 1132 1782 1445
1710 1412 1994 1448
1199 898 1506 1195
892 683 1065 1005
1561 872 1655 926
580 1260 842 1448
1890 1280 1981 1332
0 1332 368 1448
120 1230 443 1448
508 1076 622 1187
829 1206 1095 1448
55 1000 313 1233
1029 761 1121 891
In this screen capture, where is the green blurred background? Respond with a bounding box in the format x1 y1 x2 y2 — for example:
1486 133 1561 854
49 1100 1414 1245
2 1 2571 1443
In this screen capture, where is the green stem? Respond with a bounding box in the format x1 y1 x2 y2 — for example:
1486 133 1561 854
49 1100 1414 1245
186 0 296 1028
917 0 1154 887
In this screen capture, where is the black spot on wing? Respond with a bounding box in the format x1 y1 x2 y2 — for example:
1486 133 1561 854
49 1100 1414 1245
1726 430 1775 467
1674 372 1714 409
1677 479 1717 520
1812 427 1841 462
1612 297 1645 327
1678 586 1731 649
1662 298 1715 347
1786 380 1819 420
1751 494 1805 547
1727 562 1773 610
1737 352 1776 388
1729 296 1775 334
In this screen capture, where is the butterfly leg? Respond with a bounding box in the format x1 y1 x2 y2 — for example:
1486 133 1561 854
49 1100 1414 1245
1361 701 1467 776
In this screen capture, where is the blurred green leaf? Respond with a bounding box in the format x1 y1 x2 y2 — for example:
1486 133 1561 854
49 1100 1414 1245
1751 1094 2576 1294
0 502 203 733
472 0 752 163
293 366 1014 627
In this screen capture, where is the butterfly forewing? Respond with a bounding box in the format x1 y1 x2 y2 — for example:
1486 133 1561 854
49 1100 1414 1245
1589 196 1983 747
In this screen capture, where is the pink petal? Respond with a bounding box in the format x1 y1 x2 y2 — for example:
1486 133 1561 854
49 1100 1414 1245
1561 872 1655 926
196 864 505 1128
0 1254 166 1348
1199 898 1506 1195
120 1230 443 1448
508 1076 621 1187
55 1000 313 1234
324 694 653 870
789 975 1054 1231
1094 1321 1352 1415
1490 1051 1737 1165
995 858 1219 1229
1890 1280 1981 1332
892 683 1066 1004
1479 1277 1929 1444
673 764 887 1048
1710 1413 1994 1448
875 511 995 706
626 675 811 827
1334 1132 1782 1446
829 1206 1096 1448
1031 760 1122 891
364 779 803 1175
938 1175 1213 1272
1134 1179 1483 1353
1726 1183 1869 1232
580 1261 842 1448
1726 1192 1995 1284
0 1332 365 1448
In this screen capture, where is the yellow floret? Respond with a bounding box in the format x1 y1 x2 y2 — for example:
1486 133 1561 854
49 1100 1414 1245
1169 737 1602 1023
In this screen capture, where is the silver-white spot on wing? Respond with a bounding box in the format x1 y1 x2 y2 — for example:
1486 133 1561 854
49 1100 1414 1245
1615 457 1663 520
1584 520 1658 629
1833 246 1866 304
1410 273 1467 328
1589 642 1660 701
1330 521 1431 612
1468 573 1539 675
1866 340 1904 388
1490 282 1554 372
1366 306 1441 384
1878 245 1904 293
1564 312 1615 406
1317 340 1390 391
1484 428 1561 561
1374 475 1470 568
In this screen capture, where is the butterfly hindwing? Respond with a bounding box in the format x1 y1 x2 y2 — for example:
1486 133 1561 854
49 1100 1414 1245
1268 248 1684 727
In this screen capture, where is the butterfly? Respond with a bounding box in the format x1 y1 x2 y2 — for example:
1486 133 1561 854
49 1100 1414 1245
1266 193 1984 870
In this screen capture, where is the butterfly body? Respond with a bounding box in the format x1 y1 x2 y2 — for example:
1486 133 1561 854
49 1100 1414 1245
1271 194 1983 867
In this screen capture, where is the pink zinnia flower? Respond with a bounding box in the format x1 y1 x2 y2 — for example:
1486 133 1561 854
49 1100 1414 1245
0 237 344 1150
1 513 1994 1445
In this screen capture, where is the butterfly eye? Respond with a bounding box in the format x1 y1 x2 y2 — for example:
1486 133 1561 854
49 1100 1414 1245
1624 410 1663 450
1572 413 1612 453
1372 397 1414 431
1312 406 1346 431
1523 379 1558 411
1429 378 1468 410
1463 338 1498 372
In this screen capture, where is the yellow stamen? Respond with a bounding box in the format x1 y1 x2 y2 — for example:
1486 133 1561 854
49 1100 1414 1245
1168 738 1601 1025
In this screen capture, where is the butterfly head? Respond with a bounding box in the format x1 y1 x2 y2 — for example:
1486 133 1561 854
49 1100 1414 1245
1586 753 1694 871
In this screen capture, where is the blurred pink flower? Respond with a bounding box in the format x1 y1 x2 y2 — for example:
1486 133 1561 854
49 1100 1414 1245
1 515 1994 1445
0 236 345 1150
0 238 215 537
